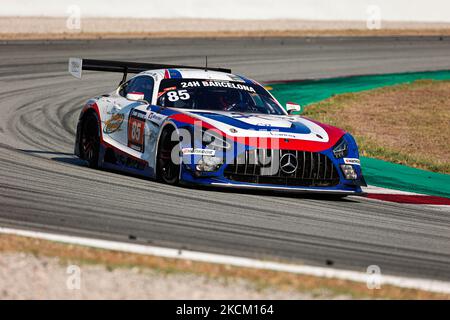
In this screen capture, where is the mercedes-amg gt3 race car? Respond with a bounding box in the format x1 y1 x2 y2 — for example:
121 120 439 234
69 58 366 195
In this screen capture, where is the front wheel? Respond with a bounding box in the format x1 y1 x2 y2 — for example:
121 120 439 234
80 113 100 168
157 128 180 184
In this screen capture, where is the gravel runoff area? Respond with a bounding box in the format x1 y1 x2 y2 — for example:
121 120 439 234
1 234 446 300
0 252 337 300
1 17 450 39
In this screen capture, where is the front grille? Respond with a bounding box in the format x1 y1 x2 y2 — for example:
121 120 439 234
224 149 340 187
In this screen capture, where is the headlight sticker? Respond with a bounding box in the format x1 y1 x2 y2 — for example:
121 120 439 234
182 148 216 156
332 138 349 158
343 158 361 166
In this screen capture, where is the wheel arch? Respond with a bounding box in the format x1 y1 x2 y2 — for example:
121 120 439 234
76 106 102 159
154 121 182 180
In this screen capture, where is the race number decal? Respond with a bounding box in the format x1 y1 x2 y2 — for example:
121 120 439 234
166 89 190 102
128 109 146 152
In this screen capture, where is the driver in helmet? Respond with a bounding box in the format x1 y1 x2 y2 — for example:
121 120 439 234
218 89 242 111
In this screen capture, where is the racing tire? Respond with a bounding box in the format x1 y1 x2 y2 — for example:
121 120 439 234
157 128 180 185
81 113 100 169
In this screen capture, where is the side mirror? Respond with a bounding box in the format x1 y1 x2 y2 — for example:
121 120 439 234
126 92 145 101
286 102 302 114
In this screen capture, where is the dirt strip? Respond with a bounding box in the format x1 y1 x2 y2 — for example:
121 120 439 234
1 17 450 40
0 234 448 299
0 252 322 300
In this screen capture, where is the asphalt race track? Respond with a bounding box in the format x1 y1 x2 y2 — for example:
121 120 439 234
0 37 449 281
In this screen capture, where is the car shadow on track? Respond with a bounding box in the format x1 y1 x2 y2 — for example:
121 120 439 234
49 153 362 203
19 149 87 166
187 184 363 203
52 156 87 166
19 149 74 156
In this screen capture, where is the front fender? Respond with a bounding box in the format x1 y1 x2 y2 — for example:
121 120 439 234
74 100 101 158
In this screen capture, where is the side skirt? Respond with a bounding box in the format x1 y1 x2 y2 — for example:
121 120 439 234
98 143 155 179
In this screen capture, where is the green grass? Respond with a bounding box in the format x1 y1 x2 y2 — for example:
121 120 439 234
303 81 450 174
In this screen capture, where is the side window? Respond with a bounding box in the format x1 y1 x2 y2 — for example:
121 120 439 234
119 81 129 97
119 76 154 103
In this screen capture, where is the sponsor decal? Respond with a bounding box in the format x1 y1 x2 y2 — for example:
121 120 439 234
180 81 201 88
269 132 297 138
68 57 82 78
181 148 216 156
128 109 146 153
146 111 167 126
103 113 124 134
179 81 256 93
130 109 147 120
344 158 361 166
157 86 177 98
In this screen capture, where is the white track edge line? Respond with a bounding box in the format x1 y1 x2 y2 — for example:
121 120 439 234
1 226 449 294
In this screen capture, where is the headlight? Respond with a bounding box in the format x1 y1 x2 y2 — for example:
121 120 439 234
340 164 357 180
333 138 348 158
196 156 223 172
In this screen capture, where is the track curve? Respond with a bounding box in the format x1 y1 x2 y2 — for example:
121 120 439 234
0 37 450 281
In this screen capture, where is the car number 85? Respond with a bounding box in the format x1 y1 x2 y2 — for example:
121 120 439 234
131 121 142 141
167 90 190 102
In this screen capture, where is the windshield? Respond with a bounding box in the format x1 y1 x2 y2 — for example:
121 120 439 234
157 79 286 115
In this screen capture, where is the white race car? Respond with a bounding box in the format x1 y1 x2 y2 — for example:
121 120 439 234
69 58 366 195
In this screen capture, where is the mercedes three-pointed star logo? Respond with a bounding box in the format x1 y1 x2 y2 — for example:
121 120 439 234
280 153 298 174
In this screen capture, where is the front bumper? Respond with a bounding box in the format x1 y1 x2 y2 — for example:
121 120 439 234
180 170 365 195
179 133 365 195
207 181 365 195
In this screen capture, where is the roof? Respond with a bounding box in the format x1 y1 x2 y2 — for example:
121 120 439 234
140 68 254 84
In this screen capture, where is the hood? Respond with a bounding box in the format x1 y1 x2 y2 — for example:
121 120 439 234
171 109 345 152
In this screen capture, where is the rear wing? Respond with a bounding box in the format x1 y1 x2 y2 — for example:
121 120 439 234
68 58 232 84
